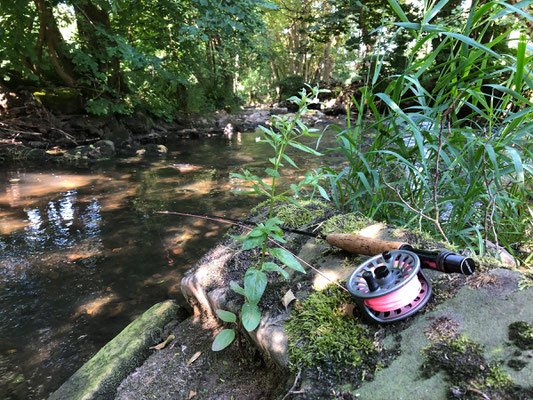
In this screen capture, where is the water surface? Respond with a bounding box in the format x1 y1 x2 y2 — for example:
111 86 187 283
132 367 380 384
0 128 343 399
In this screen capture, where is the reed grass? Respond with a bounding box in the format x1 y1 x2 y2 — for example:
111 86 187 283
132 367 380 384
325 0 533 258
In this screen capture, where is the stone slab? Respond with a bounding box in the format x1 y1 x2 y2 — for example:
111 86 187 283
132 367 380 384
355 269 533 399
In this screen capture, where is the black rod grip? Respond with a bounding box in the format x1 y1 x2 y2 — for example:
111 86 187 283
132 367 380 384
400 246 476 275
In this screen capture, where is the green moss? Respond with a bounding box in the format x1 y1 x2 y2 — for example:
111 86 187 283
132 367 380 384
319 212 372 236
422 334 531 399
250 201 269 213
518 270 533 291
508 321 533 350
33 88 83 113
285 285 395 397
274 200 326 229
286 286 375 372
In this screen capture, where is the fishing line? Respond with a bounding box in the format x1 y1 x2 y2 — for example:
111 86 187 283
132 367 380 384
154 210 348 292
363 276 421 312
154 211 324 239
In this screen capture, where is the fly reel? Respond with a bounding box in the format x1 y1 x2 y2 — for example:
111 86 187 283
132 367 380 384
347 250 431 323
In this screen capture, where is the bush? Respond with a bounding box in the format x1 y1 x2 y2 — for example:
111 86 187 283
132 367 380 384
275 74 306 101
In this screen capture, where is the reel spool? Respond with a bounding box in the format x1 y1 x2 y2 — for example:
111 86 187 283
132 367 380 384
347 250 431 323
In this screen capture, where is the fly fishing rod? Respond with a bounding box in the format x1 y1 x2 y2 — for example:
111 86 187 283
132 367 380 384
156 210 477 323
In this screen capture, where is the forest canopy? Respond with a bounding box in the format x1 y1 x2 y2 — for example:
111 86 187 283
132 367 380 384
0 0 531 118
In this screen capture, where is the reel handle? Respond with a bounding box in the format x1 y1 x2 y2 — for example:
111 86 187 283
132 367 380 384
325 233 404 256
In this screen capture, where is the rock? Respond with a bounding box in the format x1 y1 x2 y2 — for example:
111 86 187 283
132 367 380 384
270 107 288 114
27 141 48 149
485 240 517 267
355 269 533 399
115 315 286 400
323 102 347 116
101 118 131 144
68 140 115 160
223 122 234 135
135 130 167 144
49 301 186 400
121 112 154 135
26 148 48 162
94 140 115 158
175 128 200 138
142 144 167 157
180 203 532 398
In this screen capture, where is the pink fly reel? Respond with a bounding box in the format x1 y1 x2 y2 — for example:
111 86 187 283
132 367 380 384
347 250 431 323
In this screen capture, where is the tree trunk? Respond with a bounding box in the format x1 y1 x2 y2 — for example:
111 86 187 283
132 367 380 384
321 40 335 82
34 0 76 86
74 0 126 93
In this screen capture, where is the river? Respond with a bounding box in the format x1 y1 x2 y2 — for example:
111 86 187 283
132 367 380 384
0 124 344 399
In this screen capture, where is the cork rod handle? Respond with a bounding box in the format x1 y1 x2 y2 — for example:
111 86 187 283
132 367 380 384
325 233 405 256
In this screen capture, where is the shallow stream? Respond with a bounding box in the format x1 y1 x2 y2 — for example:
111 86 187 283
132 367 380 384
0 126 344 399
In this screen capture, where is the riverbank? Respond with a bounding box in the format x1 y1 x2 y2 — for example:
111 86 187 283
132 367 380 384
0 87 343 167
49 203 533 400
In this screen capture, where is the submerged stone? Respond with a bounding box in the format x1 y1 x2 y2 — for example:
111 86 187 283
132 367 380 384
49 301 186 400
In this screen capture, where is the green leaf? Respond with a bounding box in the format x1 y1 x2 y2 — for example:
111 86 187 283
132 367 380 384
387 0 411 23
268 247 305 273
265 168 280 178
212 329 235 351
216 309 237 323
244 268 268 305
282 154 299 169
247 226 265 238
506 146 525 185
261 261 289 279
242 302 261 331
288 141 323 156
230 281 245 296
265 217 284 230
317 185 330 201
242 235 266 250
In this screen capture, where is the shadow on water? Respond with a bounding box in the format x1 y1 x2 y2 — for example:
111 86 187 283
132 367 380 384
0 129 341 399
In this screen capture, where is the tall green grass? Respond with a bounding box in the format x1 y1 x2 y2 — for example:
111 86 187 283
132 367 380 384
325 0 533 258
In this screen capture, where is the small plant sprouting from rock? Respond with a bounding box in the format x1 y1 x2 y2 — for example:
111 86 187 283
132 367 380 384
211 86 330 351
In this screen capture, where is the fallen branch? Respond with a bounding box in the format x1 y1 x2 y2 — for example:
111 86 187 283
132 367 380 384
281 369 303 400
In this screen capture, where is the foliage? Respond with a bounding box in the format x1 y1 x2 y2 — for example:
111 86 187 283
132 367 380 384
324 0 533 256
211 86 330 350
275 74 306 101
0 0 270 118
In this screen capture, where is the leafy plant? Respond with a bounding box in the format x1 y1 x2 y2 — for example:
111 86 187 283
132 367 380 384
211 86 330 351
324 0 533 257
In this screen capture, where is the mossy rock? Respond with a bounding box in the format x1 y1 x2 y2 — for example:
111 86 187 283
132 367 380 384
274 200 328 229
33 88 84 114
49 301 186 400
